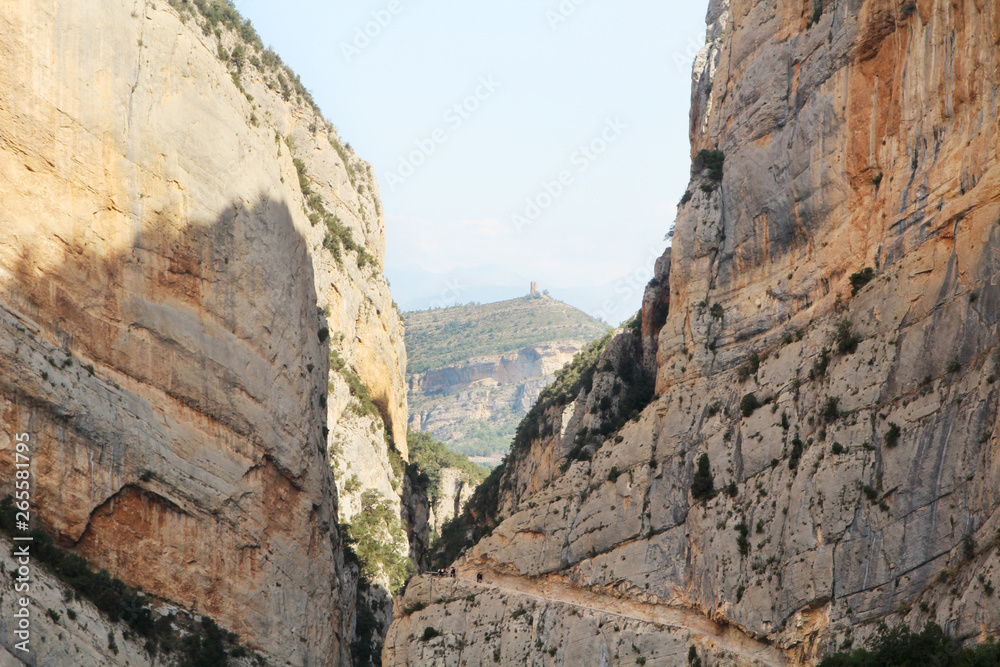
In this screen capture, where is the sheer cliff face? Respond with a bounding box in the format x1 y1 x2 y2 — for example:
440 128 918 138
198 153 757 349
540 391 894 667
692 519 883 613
387 1 1000 665
670 0 1000 362
0 1 405 664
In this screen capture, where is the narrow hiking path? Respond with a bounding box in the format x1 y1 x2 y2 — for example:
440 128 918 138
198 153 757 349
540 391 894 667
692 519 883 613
417 569 788 666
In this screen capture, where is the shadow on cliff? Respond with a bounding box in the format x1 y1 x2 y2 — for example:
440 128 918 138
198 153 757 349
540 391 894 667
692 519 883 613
0 195 383 664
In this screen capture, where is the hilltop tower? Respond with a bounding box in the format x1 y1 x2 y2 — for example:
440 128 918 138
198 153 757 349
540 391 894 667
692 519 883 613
530 281 539 295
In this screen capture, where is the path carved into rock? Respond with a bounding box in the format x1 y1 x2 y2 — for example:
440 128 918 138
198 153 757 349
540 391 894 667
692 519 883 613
419 569 788 666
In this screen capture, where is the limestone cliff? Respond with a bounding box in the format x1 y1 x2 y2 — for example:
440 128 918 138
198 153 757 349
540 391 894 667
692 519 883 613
386 0 1000 665
409 341 587 463
0 1 407 664
405 296 609 463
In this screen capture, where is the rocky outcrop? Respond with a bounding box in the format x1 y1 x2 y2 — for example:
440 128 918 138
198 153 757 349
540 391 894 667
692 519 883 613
409 342 586 462
386 0 1000 664
0 1 407 664
430 467 477 532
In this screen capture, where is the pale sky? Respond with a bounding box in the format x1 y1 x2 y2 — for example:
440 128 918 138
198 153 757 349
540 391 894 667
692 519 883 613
234 0 709 323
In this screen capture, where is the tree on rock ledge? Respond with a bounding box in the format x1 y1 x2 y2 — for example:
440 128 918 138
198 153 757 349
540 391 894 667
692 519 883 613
691 453 714 501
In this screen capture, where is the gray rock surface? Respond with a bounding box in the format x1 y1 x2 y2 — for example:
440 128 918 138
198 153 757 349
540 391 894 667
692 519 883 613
386 0 1000 664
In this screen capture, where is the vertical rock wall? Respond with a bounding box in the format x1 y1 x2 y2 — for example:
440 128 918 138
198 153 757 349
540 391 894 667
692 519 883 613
0 1 409 664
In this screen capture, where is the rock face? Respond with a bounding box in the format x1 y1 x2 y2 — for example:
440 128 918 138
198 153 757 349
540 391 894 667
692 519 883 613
386 0 1000 664
0 1 407 664
405 295 609 461
409 341 585 461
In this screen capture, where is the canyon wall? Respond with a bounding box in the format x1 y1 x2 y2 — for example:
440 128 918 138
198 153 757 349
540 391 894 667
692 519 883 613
386 0 1000 664
0 1 407 664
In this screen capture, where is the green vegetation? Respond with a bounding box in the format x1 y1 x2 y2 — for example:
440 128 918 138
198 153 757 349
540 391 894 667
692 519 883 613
822 396 841 422
166 0 375 243
962 535 975 561
350 584 381 666
167 0 320 113
789 437 804 469
342 490 415 595
343 475 362 493
0 497 249 662
885 422 902 449
735 520 750 556
513 331 614 457
293 157 372 270
818 621 999 666
834 320 861 354
810 348 831 380
737 351 761 381
330 349 382 422
407 430 488 502
404 296 609 375
741 392 760 418
808 0 824 27
691 453 715 501
849 268 875 296
693 149 725 182
596 351 656 436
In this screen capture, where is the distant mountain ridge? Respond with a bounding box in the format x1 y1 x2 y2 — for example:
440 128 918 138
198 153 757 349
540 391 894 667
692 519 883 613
404 294 609 374
404 295 610 459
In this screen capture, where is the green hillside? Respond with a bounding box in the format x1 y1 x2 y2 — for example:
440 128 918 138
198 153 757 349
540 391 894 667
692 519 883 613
404 295 610 374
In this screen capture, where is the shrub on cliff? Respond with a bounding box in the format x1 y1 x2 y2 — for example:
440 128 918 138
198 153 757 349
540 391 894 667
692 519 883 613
511 331 614 458
346 490 415 594
849 267 875 295
740 392 760 417
736 351 761 382
833 320 861 355
885 422 902 448
822 396 841 423
818 621 999 666
788 437 804 469
693 149 725 182
691 453 715 501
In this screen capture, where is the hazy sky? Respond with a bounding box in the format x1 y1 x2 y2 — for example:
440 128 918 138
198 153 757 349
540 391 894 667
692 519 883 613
234 0 708 323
